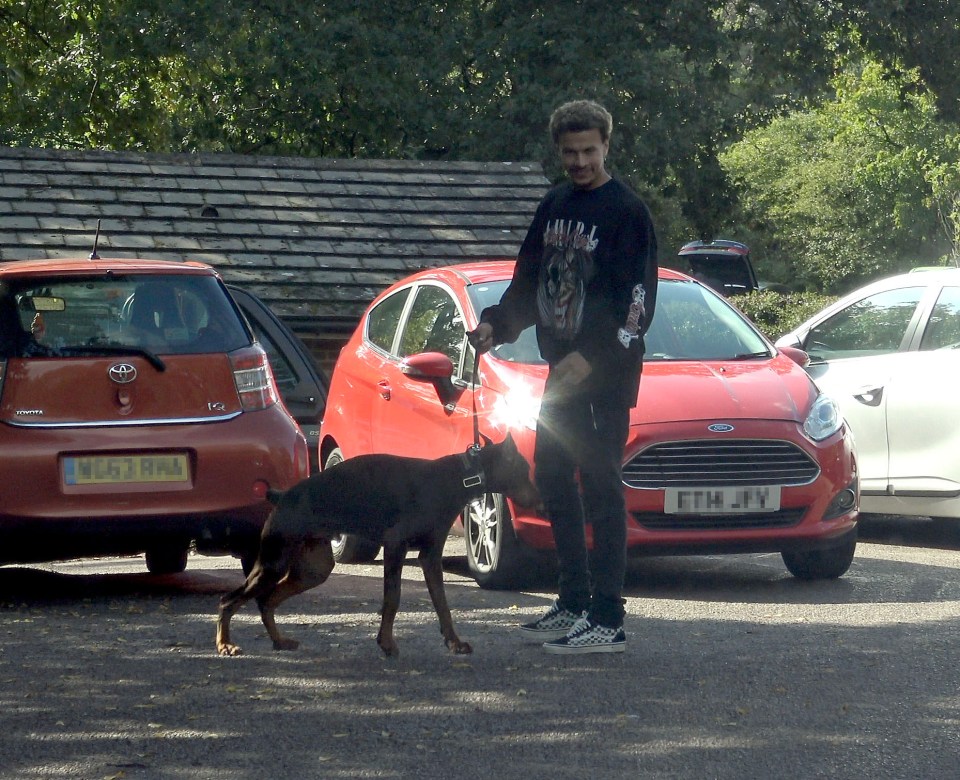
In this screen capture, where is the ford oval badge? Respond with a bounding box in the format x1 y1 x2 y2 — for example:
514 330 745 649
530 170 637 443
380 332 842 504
708 423 735 433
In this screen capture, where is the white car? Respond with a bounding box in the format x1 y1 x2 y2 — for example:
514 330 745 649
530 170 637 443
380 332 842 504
776 268 960 520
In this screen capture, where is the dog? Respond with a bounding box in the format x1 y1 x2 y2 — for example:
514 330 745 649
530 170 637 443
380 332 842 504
215 433 538 657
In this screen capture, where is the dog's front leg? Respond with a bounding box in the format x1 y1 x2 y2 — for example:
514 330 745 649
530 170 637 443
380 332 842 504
420 539 472 655
216 596 242 656
377 541 407 657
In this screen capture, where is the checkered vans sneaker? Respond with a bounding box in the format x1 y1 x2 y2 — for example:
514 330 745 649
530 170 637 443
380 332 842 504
519 600 583 640
542 615 626 654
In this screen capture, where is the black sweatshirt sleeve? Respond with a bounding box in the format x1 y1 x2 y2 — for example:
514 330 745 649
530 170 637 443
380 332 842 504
574 195 658 382
479 196 549 345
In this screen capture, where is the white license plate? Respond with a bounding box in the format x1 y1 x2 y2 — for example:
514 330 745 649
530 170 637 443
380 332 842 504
664 486 781 514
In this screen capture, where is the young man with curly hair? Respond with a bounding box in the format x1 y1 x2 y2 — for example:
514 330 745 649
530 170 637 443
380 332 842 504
469 99 659 654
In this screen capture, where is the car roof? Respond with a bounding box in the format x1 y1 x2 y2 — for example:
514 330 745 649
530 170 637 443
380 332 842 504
390 259 688 289
834 266 960 298
901 267 960 281
0 257 219 278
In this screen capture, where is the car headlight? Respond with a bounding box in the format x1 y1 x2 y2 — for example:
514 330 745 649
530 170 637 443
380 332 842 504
490 386 542 431
803 393 843 441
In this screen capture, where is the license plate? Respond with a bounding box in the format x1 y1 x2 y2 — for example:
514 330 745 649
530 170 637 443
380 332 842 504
62 454 190 485
664 486 781 514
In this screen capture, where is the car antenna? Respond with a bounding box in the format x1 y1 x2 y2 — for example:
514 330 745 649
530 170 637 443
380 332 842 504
89 219 101 260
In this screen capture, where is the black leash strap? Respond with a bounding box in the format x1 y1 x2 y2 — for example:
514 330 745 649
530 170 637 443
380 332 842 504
470 348 481 451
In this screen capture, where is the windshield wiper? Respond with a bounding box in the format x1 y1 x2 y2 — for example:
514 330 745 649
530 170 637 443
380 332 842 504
60 344 166 371
730 350 771 361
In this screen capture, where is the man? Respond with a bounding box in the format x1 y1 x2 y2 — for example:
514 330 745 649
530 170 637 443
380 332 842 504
468 99 658 654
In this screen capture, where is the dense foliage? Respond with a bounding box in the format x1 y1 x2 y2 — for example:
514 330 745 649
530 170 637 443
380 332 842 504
733 290 838 342
721 60 959 293
2 1 959 292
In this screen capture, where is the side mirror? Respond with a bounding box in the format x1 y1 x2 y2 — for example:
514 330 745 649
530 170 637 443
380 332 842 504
400 352 459 409
778 345 810 368
400 351 454 380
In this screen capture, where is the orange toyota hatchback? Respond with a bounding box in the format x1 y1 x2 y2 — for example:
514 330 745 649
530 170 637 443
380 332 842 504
0 257 309 573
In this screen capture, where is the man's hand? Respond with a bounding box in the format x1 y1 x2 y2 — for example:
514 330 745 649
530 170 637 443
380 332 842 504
552 351 592 387
467 322 495 354
543 351 592 402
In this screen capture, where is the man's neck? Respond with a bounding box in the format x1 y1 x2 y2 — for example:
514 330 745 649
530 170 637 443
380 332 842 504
574 171 612 191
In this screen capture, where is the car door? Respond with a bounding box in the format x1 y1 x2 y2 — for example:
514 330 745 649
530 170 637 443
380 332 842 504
331 285 414 459
373 283 476 459
801 284 929 496
883 284 960 496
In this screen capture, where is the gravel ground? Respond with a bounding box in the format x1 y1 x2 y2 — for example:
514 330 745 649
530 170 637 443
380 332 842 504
2 535 960 779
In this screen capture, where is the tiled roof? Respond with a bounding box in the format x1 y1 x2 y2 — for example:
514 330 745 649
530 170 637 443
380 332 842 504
0 146 549 338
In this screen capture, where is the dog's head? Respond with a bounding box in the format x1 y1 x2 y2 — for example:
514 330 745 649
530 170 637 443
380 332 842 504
478 432 540 508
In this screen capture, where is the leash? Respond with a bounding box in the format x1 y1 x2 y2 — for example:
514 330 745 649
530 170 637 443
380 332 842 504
470 348 481 452
460 348 485 490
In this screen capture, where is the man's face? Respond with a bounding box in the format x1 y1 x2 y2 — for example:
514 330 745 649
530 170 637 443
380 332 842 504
557 129 609 190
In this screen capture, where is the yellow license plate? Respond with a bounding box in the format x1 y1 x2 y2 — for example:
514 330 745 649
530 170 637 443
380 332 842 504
63 454 190 485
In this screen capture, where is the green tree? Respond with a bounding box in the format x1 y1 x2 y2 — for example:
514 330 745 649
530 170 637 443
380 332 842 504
720 58 959 293
4 0 960 272
849 0 960 124
0 0 852 252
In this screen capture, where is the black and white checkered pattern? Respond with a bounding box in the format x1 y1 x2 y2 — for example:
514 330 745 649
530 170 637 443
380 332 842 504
542 616 626 654
519 600 582 640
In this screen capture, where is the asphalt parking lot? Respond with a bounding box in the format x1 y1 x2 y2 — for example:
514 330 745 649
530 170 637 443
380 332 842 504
2 516 960 780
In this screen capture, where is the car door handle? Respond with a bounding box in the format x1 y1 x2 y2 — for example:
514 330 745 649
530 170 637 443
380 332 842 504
378 380 391 401
852 386 884 407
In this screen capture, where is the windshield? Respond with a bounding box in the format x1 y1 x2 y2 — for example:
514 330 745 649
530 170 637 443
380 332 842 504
645 279 770 359
0 273 250 358
467 280 545 364
467 277 770 363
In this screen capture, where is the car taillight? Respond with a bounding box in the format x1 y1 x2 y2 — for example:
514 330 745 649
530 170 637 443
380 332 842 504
229 345 280 411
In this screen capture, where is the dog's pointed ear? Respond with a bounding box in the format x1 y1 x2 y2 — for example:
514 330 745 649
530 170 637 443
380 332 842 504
479 432 493 447
501 432 517 451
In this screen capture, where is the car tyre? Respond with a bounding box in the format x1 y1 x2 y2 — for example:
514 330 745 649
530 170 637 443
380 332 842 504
463 492 542 590
324 447 381 564
781 531 857 580
145 544 189 575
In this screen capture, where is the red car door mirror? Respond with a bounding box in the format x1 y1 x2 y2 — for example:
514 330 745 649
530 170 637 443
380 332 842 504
400 351 455 380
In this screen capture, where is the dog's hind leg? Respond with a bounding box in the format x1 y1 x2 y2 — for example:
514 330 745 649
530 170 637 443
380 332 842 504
258 538 335 651
419 531 472 655
376 540 409 657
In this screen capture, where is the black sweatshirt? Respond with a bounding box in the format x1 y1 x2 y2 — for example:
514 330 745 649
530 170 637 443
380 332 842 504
480 177 658 408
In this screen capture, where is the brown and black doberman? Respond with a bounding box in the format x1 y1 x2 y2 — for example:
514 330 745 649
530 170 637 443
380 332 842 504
216 434 538 657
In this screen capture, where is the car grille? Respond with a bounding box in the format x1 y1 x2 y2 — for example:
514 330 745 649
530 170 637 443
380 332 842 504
632 507 807 531
622 439 820 489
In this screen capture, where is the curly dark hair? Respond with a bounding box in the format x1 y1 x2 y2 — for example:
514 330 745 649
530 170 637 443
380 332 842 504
548 100 613 145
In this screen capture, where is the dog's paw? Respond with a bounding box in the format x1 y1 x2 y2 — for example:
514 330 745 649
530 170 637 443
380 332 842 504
217 643 243 657
446 638 473 655
272 637 300 651
377 638 400 657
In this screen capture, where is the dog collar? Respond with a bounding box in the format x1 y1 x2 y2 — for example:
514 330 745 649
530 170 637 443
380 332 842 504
459 448 486 492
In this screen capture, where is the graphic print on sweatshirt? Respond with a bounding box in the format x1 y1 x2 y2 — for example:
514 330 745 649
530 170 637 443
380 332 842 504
537 219 598 341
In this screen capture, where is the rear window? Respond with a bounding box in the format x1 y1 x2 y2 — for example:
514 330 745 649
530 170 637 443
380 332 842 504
0 274 250 358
